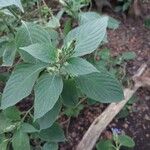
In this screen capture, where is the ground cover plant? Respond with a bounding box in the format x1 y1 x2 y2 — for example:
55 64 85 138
96 128 135 150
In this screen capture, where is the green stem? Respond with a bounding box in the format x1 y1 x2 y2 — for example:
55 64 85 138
75 97 86 108
42 0 53 17
21 106 34 122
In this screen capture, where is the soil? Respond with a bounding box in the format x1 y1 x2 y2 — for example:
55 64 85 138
0 1 150 150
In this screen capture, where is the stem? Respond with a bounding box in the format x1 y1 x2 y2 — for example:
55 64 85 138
66 117 71 137
42 0 53 17
111 145 117 150
37 0 42 22
21 106 34 122
75 97 86 108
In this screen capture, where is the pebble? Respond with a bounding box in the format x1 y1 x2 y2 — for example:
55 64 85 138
144 114 150 121
146 134 149 138
71 132 76 138
123 123 128 129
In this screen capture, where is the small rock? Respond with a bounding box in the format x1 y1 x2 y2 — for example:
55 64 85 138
71 132 76 138
146 134 149 138
144 114 150 121
123 123 128 129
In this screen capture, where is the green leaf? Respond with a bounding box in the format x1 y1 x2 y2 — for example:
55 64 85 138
0 113 16 134
0 0 24 12
0 139 8 150
79 12 100 24
144 18 150 29
0 134 9 150
117 107 129 119
64 18 72 36
87 98 98 105
2 41 16 66
39 123 66 142
0 72 10 83
34 73 63 119
64 57 98 76
43 142 58 150
0 42 7 58
3 106 21 121
48 29 59 47
62 79 79 107
115 6 122 12
20 43 57 63
65 16 108 57
47 16 60 28
0 46 5 58
1 63 47 109
21 123 38 133
118 135 135 148
75 71 124 103
123 2 130 11
16 22 52 48
16 22 52 63
12 129 30 150
96 140 113 150
108 17 120 29
37 101 62 130
98 48 110 60
64 104 84 117
121 52 136 60
79 12 120 29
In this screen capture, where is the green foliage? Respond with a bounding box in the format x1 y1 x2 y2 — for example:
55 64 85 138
37 101 62 130
115 0 132 12
42 142 58 150
79 12 120 29
2 41 17 66
64 57 98 76
34 73 63 119
76 72 124 103
118 135 135 148
60 0 90 18
144 18 150 29
96 140 113 150
62 79 79 107
0 113 16 134
96 131 135 150
117 94 138 119
65 16 108 56
1 63 47 109
0 0 24 12
94 48 136 85
0 137 8 150
21 43 57 63
12 129 30 150
0 0 126 149
20 123 38 133
3 106 21 121
64 104 84 117
39 123 66 142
